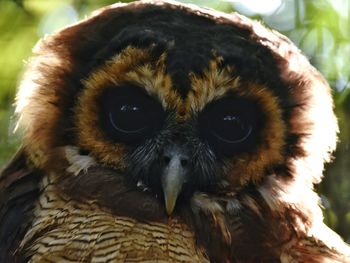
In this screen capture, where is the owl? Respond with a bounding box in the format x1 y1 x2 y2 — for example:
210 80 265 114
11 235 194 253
1 0 350 262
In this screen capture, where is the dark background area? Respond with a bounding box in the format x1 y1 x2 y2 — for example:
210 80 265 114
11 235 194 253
0 0 349 242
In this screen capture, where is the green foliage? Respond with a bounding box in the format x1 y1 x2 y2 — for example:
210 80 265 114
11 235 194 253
0 0 349 241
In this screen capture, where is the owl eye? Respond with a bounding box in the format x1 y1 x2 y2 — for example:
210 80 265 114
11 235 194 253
198 96 261 156
100 85 165 145
211 114 252 143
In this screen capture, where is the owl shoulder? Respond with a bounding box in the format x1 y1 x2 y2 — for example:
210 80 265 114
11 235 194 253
0 149 42 262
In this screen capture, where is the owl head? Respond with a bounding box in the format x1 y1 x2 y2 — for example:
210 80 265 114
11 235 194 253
15 0 337 216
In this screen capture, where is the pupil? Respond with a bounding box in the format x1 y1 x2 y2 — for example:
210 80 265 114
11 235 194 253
211 113 251 143
197 96 261 156
223 115 236 121
223 115 245 131
109 102 147 133
100 85 165 145
120 104 139 112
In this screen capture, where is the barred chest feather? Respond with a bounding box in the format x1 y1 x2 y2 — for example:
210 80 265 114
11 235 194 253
20 175 209 263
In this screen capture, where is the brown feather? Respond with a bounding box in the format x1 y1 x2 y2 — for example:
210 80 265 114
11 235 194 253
20 174 209 262
0 149 42 262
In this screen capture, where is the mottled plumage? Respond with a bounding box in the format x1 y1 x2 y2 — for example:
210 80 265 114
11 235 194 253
1 0 350 262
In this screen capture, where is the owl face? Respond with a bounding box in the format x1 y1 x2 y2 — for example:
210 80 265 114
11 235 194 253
15 0 337 216
75 40 285 213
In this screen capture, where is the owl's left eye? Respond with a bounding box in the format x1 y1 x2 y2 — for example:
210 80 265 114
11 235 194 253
198 96 262 156
100 86 165 145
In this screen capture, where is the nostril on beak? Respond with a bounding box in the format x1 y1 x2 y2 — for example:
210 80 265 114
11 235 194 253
163 155 171 165
163 155 189 167
162 144 190 169
180 159 188 167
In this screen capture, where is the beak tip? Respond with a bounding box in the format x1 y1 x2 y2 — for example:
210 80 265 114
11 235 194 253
165 197 176 215
166 208 173 216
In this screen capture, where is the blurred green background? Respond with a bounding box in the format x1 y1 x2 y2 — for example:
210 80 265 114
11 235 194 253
0 0 349 241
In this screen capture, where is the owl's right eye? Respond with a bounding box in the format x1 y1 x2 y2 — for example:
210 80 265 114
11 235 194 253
100 85 165 145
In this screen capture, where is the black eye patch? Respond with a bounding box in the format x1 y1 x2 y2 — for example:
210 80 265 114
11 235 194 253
198 95 263 156
99 85 165 146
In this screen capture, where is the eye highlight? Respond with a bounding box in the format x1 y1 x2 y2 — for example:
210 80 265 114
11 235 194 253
198 96 262 156
100 85 165 145
211 113 252 144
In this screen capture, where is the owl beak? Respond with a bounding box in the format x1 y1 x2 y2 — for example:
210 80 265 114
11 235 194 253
161 147 188 215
